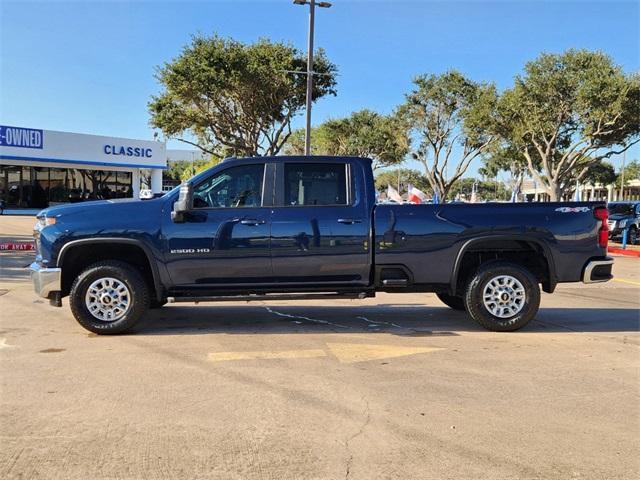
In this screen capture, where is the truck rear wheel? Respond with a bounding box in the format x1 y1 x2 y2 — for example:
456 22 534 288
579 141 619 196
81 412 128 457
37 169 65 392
436 293 466 311
464 262 540 332
69 260 149 335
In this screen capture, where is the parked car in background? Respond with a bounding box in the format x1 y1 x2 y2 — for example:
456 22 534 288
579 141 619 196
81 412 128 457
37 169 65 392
608 201 640 244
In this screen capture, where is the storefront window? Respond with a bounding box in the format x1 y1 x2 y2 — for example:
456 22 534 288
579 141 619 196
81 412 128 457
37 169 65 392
0 165 136 208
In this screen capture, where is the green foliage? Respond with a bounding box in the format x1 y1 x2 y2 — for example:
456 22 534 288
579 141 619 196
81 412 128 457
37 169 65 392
399 71 498 199
618 159 640 188
374 168 431 194
165 161 193 182
494 49 640 200
479 145 526 179
166 158 222 183
448 178 510 201
582 160 617 186
284 110 408 170
282 128 308 155
149 35 337 157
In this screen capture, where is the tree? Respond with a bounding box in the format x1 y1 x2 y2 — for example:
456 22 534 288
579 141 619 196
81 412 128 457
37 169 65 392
149 35 337 157
164 158 221 183
449 178 510 201
282 128 308 155
374 168 431 194
582 160 617 187
495 50 640 201
181 158 220 182
618 159 640 188
399 71 498 200
284 110 409 170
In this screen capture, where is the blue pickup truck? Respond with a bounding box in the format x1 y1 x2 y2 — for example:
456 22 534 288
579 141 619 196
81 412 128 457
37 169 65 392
30 156 613 334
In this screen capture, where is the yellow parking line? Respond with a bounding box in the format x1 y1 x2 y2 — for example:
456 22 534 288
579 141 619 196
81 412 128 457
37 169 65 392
613 278 640 287
208 349 326 362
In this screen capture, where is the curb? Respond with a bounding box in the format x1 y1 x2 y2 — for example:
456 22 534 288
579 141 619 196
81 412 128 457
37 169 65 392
608 247 640 257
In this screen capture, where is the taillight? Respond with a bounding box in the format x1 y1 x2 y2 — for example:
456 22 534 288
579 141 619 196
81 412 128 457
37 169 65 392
594 207 609 249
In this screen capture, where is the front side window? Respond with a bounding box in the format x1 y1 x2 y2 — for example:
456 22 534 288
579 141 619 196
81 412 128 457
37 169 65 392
193 164 264 209
284 163 348 206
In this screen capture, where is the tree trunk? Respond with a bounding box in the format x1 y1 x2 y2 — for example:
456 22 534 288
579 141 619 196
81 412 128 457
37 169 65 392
442 184 452 201
547 184 561 202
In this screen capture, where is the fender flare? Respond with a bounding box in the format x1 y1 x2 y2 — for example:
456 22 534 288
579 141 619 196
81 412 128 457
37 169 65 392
449 234 557 295
57 238 164 301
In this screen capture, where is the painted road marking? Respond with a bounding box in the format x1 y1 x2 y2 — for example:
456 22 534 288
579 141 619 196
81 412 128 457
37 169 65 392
264 306 350 329
0 338 16 349
208 349 327 362
209 343 443 364
613 278 640 287
326 343 443 364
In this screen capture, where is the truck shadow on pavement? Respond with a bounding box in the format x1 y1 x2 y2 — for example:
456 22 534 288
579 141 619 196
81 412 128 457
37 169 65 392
134 304 640 336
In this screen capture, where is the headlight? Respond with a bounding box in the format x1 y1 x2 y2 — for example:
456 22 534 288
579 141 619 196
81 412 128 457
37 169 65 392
618 219 627 228
37 217 56 228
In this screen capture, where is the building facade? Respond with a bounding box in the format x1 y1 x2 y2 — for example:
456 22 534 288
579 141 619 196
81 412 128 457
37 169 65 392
521 178 640 202
0 125 167 209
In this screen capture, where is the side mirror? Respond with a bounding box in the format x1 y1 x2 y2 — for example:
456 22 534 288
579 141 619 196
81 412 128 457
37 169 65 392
171 183 193 223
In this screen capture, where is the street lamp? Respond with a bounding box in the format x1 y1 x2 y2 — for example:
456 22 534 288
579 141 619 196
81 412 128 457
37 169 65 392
293 0 332 155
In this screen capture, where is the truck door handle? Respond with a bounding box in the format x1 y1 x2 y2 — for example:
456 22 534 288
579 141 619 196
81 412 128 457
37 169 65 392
337 218 362 224
240 219 266 226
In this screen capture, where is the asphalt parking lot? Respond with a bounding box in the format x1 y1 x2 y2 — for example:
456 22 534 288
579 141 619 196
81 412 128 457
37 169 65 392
1 216 639 480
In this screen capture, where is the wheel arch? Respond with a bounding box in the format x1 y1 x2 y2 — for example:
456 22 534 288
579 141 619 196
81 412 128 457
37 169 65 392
57 238 163 301
450 235 557 296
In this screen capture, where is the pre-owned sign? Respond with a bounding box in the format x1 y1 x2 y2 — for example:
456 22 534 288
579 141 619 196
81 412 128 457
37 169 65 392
0 125 43 149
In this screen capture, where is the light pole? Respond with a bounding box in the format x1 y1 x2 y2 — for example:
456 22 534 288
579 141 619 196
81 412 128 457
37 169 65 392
620 151 626 200
293 0 332 155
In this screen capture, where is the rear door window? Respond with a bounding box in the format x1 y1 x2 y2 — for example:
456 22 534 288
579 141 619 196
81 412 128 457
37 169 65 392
283 163 348 206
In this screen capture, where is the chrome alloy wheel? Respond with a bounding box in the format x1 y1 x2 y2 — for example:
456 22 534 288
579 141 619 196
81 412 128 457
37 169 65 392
482 275 526 318
85 277 131 322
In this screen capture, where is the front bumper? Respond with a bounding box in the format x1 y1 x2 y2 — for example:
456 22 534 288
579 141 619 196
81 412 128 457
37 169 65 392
582 257 614 284
29 262 61 298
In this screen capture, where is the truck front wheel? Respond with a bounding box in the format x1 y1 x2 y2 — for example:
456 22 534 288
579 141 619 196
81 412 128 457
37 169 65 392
464 262 540 332
69 260 150 335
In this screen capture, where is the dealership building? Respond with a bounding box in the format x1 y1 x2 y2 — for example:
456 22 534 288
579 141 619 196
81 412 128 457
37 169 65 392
0 125 204 209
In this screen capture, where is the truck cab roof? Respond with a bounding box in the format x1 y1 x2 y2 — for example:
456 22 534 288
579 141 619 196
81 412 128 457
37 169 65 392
221 155 373 164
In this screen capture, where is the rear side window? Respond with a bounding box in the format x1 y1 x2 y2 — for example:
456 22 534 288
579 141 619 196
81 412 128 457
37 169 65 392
284 163 348 206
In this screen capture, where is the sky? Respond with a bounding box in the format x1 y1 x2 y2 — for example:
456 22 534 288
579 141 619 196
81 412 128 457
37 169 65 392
1 0 638 175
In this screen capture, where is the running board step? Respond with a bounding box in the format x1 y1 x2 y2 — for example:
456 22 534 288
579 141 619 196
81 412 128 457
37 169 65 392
167 291 374 304
381 279 408 287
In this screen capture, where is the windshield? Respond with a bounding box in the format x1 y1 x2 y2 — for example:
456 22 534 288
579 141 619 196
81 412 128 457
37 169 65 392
608 203 635 215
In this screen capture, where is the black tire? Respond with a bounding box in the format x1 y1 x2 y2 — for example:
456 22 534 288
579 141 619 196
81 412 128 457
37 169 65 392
628 227 638 245
69 260 150 334
436 293 466 311
464 262 540 332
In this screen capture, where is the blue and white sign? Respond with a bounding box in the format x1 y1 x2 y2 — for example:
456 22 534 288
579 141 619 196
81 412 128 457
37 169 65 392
0 126 166 169
0 125 43 149
104 145 153 158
